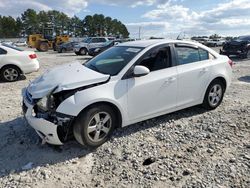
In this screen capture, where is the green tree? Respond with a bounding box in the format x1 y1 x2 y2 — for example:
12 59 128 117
0 16 18 38
69 16 83 37
15 17 23 37
21 9 39 34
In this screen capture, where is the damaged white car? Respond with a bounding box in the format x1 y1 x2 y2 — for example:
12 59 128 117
22 40 232 147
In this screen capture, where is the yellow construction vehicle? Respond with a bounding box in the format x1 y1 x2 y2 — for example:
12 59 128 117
27 27 69 52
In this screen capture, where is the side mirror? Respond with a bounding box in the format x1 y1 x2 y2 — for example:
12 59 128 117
133 65 150 77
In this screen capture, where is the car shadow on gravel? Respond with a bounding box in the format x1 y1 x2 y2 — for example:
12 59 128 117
0 117 93 178
0 75 26 84
238 76 250 83
112 105 208 141
0 105 207 178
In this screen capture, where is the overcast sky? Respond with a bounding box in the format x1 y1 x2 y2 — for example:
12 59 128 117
0 0 250 38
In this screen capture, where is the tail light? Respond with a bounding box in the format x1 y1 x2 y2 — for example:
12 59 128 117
29 54 37 59
228 59 233 67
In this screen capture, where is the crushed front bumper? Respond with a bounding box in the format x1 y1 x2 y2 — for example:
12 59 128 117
22 89 74 145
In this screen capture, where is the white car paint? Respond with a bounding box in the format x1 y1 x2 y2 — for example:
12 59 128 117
22 40 232 145
0 44 39 76
27 62 109 99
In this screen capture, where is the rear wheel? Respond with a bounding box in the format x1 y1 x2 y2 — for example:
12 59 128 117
73 105 117 147
0 65 20 82
79 48 87 55
202 79 225 110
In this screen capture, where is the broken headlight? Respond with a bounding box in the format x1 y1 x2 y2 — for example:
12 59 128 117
37 96 49 112
36 95 55 112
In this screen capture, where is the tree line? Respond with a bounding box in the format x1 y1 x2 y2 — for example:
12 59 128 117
0 9 130 38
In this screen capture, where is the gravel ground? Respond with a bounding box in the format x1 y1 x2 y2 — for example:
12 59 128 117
0 47 249 188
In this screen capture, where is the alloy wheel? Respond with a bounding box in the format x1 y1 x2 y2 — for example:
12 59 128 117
208 84 223 107
3 68 19 81
87 112 112 142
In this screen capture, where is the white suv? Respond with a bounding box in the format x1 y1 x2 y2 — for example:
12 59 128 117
74 37 109 55
22 40 232 147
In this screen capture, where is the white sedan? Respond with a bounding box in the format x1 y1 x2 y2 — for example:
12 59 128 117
22 40 232 147
0 43 39 82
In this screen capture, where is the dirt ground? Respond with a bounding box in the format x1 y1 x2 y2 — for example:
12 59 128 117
0 47 249 188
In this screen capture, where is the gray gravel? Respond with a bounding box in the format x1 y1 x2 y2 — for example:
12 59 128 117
0 48 249 188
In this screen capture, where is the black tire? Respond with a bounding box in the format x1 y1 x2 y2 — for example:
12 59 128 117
79 48 87 55
0 65 21 82
242 50 249 59
61 48 66 53
73 104 117 147
75 52 80 55
38 42 49 52
202 79 225 110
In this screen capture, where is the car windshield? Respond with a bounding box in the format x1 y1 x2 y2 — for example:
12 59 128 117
2 43 23 51
85 46 143 76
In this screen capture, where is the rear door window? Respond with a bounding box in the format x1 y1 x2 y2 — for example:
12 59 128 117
175 45 212 65
176 46 200 65
199 48 209 61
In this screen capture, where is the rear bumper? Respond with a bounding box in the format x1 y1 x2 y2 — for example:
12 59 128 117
22 59 40 74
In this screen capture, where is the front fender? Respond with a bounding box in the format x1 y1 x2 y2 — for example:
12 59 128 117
55 90 127 126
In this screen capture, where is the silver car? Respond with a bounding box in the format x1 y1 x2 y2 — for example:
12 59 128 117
74 37 109 55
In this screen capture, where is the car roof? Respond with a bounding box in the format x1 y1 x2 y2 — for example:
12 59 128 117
117 39 219 57
117 39 201 48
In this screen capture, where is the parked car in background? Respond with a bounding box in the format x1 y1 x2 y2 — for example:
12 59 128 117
88 41 115 56
196 38 208 45
74 37 109 55
1 41 15 46
220 35 250 58
206 39 225 47
22 40 232 147
57 41 78 53
14 40 27 47
0 43 39 82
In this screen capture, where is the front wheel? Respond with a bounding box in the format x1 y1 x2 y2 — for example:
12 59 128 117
73 105 117 147
79 48 87 55
202 80 225 110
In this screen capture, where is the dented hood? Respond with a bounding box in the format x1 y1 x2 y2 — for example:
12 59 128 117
27 62 110 99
